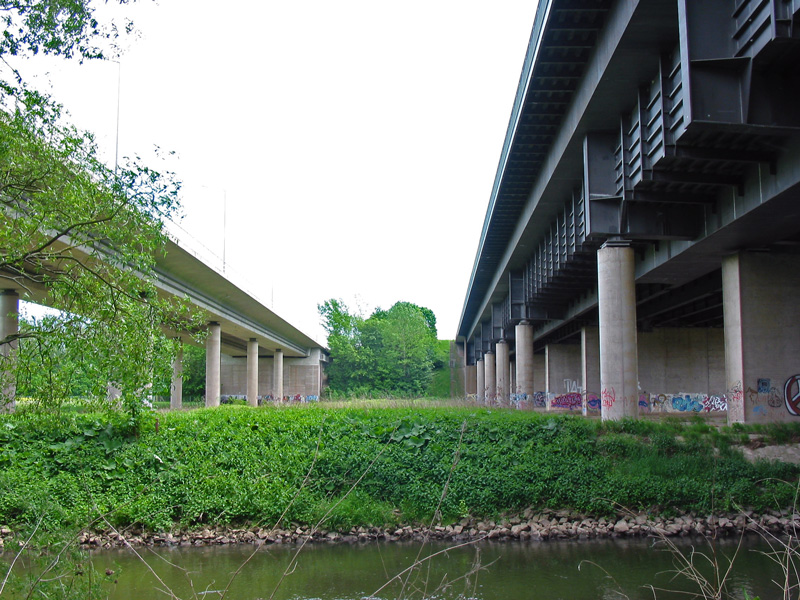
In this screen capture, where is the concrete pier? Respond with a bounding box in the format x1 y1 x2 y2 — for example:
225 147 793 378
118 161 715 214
247 338 259 407
515 321 534 399
597 242 638 420
170 341 183 410
581 326 600 415
206 322 221 407
0 290 19 412
484 351 496 403
496 339 509 405
476 358 485 403
273 349 284 400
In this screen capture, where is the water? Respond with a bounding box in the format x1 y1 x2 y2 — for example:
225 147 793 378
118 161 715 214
5 536 788 599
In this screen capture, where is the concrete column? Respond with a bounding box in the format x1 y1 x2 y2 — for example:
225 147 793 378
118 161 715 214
273 349 284 401
597 242 639 420
515 321 534 398
464 364 477 396
476 358 485 403
581 325 601 415
484 351 496 403
496 340 509 404
510 360 516 400
205 321 221 407
247 338 259 407
723 251 800 423
170 341 183 410
0 290 19 412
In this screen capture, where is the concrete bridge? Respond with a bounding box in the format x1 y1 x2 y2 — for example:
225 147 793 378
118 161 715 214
455 0 800 423
1 237 327 408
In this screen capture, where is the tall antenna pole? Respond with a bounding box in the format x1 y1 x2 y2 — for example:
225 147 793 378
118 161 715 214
114 59 121 174
223 189 227 274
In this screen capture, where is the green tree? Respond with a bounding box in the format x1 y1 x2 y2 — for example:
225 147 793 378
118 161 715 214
180 344 206 399
318 299 439 397
0 0 205 419
317 298 368 394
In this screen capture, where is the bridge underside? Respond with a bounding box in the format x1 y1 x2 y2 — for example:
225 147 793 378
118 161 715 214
457 0 800 423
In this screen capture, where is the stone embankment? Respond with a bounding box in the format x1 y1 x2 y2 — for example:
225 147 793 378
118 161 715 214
2 508 797 550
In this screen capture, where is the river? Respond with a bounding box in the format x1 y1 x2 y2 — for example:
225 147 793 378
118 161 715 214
5 536 790 599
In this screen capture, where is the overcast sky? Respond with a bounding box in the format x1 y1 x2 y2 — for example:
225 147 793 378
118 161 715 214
17 0 538 343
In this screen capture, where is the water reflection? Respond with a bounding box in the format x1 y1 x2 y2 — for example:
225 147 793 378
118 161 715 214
8 536 787 599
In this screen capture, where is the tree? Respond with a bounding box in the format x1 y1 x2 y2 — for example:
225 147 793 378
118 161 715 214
0 0 205 419
317 298 369 394
318 299 439 397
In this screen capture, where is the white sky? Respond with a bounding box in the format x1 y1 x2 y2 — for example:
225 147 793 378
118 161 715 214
14 0 538 344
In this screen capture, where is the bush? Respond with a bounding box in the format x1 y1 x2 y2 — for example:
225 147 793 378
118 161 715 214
1 407 799 533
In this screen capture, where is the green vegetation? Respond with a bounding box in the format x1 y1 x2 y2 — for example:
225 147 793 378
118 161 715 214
1 0 205 420
318 300 442 397
1 407 798 537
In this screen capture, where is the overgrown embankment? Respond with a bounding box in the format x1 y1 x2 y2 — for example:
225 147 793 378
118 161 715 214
1 406 798 537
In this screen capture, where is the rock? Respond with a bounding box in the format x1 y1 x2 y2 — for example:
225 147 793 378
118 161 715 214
511 523 529 535
613 520 630 534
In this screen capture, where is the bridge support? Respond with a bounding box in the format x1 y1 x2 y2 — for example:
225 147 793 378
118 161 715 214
206 322 221 407
247 338 259 407
476 358 485 402
484 351 496 403
273 349 284 401
723 251 800 424
582 326 600 415
0 290 19 412
598 242 639 420
515 321 534 400
170 340 183 410
496 340 509 405
509 359 516 401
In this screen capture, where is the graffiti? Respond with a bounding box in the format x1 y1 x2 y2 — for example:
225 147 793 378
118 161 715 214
702 395 727 412
532 391 547 408
551 392 582 410
730 381 743 406
785 375 800 416
758 378 771 394
585 393 601 412
601 387 616 409
768 387 783 408
671 394 704 412
563 379 582 393
753 405 768 416
510 393 528 409
649 394 667 412
638 392 729 414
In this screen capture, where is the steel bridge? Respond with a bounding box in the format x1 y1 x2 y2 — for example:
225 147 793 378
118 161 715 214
456 0 800 422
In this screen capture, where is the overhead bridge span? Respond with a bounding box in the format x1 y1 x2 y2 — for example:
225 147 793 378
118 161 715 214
1 237 327 409
456 0 800 423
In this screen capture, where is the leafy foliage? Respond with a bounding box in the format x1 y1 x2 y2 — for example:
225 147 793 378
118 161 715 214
1 408 798 535
0 0 134 61
318 299 439 397
0 0 205 419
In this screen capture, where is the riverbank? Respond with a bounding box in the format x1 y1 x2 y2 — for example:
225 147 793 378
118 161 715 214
1 507 795 550
2 405 800 544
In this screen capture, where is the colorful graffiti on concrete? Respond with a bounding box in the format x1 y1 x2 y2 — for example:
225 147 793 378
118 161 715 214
586 393 601 412
550 392 582 410
638 392 728 414
785 374 800 416
257 394 319 404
